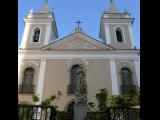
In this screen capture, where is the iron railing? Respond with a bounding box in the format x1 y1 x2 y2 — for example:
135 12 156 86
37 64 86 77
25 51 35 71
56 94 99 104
19 84 34 94
106 107 140 120
86 107 140 120
18 104 56 120
18 104 140 120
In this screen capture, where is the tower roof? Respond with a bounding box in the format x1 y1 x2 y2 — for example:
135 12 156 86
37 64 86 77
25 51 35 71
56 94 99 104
39 0 50 13
108 0 119 13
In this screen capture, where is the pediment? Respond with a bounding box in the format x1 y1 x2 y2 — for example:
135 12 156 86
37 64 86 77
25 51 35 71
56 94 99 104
42 32 114 51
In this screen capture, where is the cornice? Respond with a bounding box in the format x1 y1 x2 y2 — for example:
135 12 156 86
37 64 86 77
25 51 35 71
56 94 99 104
18 50 139 60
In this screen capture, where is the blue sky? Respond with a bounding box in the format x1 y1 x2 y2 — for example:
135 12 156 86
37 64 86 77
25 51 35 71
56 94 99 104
18 0 140 48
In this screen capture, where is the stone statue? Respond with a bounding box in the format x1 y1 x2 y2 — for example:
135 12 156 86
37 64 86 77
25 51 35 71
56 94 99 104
75 65 87 104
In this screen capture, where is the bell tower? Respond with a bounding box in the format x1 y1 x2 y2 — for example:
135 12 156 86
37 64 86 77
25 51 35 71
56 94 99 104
99 0 136 49
20 0 58 49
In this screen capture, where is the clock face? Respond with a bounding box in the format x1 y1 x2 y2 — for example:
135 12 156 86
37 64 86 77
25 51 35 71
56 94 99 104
70 39 85 48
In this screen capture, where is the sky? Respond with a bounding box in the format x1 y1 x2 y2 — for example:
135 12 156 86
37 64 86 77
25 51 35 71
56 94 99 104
18 0 140 48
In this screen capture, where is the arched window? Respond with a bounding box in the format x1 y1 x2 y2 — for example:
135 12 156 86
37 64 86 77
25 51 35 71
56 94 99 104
32 27 40 42
68 64 86 94
121 68 132 94
116 27 123 42
67 64 80 94
121 68 132 85
71 65 80 85
20 68 34 93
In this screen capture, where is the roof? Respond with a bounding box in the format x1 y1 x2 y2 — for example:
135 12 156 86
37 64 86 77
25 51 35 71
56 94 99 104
108 0 119 13
41 28 115 50
39 0 50 13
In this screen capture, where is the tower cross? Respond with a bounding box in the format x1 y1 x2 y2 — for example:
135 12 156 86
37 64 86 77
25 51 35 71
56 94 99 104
75 20 82 28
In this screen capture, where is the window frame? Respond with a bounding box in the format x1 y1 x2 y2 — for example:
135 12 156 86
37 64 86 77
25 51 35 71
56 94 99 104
114 26 126 43
121 68 132 85
67 64 80 95
30 26 42 43
120 67 133 94
20 67 35 94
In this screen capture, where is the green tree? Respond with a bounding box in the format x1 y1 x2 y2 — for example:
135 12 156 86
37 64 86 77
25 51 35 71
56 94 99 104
32 90 62 108
32 94 40 103
109 95 130 107
96 88 109 112
122 85 140 106
41 95 56 106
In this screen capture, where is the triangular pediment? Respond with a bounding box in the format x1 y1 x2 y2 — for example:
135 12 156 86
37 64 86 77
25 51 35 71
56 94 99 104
41 31 114 51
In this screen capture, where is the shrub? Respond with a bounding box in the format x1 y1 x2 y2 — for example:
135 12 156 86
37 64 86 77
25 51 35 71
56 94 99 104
32 90 62 108
109 95 130 107
96 88 109 112
32 94 40 103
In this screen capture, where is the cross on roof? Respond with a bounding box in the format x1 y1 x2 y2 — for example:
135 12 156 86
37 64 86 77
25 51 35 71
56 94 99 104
75 20 82 28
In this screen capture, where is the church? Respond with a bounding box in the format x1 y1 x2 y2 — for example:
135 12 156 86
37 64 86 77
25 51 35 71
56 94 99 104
18 0 140 111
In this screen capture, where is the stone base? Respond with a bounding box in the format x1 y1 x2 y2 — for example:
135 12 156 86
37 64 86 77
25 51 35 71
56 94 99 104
73 103 87 120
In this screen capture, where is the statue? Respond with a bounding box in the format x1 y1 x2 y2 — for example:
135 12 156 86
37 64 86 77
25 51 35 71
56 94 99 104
75 65 87 104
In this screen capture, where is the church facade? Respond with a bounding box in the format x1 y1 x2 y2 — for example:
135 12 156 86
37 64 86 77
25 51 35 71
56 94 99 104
18 1 140 111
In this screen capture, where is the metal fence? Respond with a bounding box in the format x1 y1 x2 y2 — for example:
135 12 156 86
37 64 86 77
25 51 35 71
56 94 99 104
87 107 140 120
106 107 140 120
18 104 140 120
18 104 56 120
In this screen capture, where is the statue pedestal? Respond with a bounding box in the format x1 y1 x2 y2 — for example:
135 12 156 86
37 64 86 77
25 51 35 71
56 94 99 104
73 102 87 120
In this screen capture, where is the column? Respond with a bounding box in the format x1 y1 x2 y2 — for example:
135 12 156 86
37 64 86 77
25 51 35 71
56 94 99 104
105 25 111 44
134 57 140 87
18 59 22 85
44 23 51 45
128 25 136 49
110 59 119 95
20 23 30 48
36 59 46 103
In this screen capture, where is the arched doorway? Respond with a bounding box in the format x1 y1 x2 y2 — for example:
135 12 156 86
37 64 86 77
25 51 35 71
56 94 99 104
67 101 74 112
66 101 75 120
